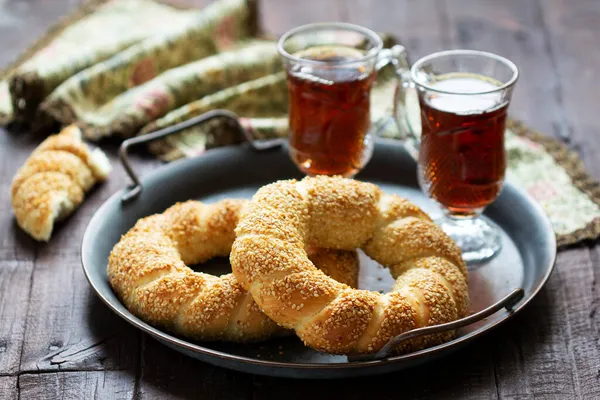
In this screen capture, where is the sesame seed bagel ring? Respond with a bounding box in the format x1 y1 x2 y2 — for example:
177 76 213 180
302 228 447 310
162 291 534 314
231 176 469 354
107 199 359 342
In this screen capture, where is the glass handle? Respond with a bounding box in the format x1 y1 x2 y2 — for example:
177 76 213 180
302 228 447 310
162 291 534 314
375 44 409 72
377 45 420 160
370 45 411 141
376 45 420 162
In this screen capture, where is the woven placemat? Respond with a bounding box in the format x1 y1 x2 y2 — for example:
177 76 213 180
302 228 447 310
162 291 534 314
1 0 599 248
506 120 600 246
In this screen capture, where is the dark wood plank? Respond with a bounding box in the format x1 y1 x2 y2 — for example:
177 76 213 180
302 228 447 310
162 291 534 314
0 376 17 400
18 370 136 400
489 248 600 399
0 260 34 376
259 0 345 36
0 132 39 262
18 268 140 373
346 0 450 59
540 0 600 178
137 336 253 399
0 131 38 376
445 0 567 142
0 23 48 373
254 340 499 400
491 261 578 399
550 249 600 398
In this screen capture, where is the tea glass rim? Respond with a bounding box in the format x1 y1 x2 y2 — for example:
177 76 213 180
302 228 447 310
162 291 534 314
277 22 383 67
411 49 519 95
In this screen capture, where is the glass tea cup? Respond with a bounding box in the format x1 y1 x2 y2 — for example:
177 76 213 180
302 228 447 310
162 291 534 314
394 50 519 263
278 22 403 177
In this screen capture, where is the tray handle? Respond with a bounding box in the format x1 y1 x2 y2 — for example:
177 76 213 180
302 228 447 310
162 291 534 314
347 287 524 362
119 109 282 203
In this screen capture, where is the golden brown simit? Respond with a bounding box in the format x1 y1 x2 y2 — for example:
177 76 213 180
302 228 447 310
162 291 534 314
108 199 359 342
11 125 111 241
231 176 469 354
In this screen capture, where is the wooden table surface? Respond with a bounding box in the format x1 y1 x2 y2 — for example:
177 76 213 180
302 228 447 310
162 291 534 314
1 0 599 399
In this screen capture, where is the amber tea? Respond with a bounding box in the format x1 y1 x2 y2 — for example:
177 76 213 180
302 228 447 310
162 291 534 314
418 73 508 215
287 46 375 177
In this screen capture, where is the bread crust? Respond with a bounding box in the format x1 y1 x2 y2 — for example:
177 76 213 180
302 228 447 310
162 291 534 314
108 199 359 342
231 176 469 354
10 125 111 241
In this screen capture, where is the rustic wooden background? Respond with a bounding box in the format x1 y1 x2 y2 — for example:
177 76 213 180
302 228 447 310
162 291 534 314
1 0 599 398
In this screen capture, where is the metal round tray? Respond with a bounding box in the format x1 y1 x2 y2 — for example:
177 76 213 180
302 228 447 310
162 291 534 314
82 139 556 379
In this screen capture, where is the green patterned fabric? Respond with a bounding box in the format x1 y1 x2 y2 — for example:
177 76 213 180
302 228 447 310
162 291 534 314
0 0 599 246
55 40 281 139
141 72 288 159
4 0 205 123
39 0 256 138
1 0 255 132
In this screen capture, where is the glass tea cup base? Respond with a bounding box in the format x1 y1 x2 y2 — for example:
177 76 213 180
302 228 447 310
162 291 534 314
436 214 502 266
288 133 374 178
